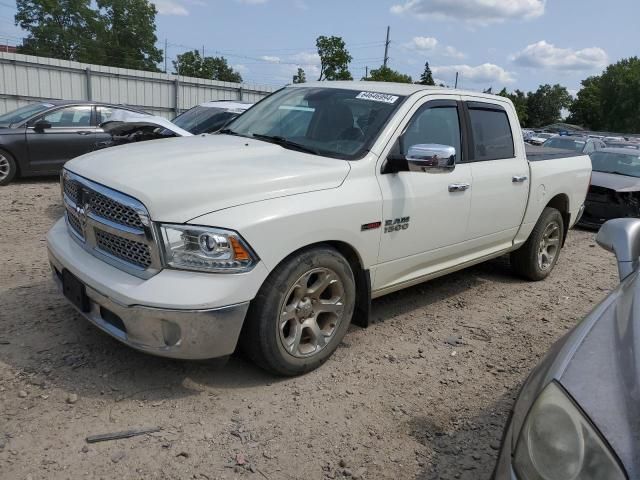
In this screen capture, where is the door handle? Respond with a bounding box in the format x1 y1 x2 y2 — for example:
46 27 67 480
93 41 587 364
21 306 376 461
512 175 528 183
448 183 470 192
75 131 91 135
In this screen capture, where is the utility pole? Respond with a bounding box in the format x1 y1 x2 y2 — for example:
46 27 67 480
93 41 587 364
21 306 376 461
365 66 368 80
383 26 390 68
164 38 168 73
202 45 205 57
454 71 458 89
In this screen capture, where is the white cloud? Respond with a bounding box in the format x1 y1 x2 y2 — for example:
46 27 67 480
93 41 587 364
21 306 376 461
261 55 281 63
153 0 189 15
236 0 267 4
405 36 465 59
289 51 321 66
432 63 515 84
391 0 546 25
511 41 608 71
233 64 249 74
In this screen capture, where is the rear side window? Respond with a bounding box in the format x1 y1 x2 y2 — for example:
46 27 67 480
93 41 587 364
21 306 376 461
468 106 514 161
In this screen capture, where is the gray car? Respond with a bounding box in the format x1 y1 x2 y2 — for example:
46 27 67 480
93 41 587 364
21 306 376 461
0 100 145 185
543 135 607 154
493 218 640 480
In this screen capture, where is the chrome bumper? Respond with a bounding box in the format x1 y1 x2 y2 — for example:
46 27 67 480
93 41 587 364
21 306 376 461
49 253 249 360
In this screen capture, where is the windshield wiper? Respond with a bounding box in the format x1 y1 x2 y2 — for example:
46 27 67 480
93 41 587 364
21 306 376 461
219 128 240 136
252 134 320 155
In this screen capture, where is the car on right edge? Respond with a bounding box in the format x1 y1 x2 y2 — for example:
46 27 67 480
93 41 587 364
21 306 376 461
493 218 640 480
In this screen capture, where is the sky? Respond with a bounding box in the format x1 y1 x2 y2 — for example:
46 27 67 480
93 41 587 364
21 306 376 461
0 0 638 94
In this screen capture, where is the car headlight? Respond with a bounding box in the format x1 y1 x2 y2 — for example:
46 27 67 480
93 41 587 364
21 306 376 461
159 224 258 273
514 382 626 480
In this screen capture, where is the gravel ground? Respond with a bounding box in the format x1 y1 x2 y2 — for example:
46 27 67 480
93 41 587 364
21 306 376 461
0 178 618 480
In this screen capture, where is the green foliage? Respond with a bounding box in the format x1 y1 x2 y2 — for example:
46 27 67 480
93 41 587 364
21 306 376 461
599 57 640 133
316 35 352 81
173 50 242 83
417 61 435 86
95 0 162 71
526 84 573 128
566 76 603 130
498 88 529 126
365 65 412 83
293 67 306 84
16 0 163 71
16 0 100 62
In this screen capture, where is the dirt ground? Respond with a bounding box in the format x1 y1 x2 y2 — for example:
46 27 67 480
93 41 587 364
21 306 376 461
0 178 618 480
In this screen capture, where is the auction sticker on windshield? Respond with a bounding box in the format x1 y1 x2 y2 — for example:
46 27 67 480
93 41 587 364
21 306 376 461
355 92 399 104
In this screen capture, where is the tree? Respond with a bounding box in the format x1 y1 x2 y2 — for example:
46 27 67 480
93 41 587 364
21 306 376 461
526 84 573 128
498 88 529 126
16 0 100 62
598 57 640 133
417 61 435 86
365 65 412 83
566 76 603 130
173 50 242 83
316 35 352 81
95 0 162 71
293 67 306 84
16 0 163 71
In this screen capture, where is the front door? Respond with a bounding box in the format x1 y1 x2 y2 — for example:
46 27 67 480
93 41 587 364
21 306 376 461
374 97 473 293
25 105 96 173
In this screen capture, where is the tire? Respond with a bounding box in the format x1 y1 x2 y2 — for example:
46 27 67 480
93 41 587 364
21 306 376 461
0 150 18 186
511 207 564 281
240 246 356 376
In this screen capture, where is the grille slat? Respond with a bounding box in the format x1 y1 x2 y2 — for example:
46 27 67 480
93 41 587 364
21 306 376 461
88 190 144 230
66 209 84 238
95 229 152 269
64 179 80 204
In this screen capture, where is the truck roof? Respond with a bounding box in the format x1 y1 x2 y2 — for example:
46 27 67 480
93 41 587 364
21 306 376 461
290 81 507 102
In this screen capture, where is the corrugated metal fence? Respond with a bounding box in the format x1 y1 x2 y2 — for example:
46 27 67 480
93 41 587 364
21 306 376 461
0 52 277 118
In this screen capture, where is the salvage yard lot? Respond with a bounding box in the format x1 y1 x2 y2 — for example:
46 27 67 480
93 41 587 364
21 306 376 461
0 179 618 480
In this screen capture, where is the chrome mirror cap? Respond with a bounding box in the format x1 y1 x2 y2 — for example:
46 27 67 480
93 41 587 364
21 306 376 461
406 144 456 173
596 218 640 280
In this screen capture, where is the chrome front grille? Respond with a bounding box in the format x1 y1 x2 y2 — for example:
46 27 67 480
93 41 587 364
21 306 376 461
61 170 161 279
88 190 145 230
95 229 152 268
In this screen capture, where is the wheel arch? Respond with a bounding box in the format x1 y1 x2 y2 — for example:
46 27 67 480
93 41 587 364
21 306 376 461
259 240 372 328
0 146 20 176
545 193 570 246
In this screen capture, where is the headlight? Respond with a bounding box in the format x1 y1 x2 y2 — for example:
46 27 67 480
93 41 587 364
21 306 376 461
159 224 258 273
514 382 626 480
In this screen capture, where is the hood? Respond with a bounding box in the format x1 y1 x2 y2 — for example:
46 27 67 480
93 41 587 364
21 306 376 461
101 112 193 137
592 171 640 192
65 134 351 222
558 271 640 477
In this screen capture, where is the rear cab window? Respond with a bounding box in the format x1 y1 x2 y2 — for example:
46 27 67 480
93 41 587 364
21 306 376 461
466 102 515 161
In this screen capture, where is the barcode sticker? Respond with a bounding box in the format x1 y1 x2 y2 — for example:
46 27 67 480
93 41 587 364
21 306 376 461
356 92 399 104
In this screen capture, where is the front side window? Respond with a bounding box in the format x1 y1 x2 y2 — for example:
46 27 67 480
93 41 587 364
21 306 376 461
225 87 405 160
41 106 92 127
468 106 515 161
0 102 53 126
402 105 461 160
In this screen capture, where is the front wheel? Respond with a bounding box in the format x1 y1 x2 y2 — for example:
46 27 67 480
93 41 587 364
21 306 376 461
0 150 18 186
511 207 564 281
240 246 356 376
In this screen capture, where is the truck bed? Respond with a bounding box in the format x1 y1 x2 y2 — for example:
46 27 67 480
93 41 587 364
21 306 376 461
526 144 586 162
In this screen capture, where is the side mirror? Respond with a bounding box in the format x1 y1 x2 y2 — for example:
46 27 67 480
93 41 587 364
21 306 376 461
33 120 52 132
406 144 456 173
596 218 640 280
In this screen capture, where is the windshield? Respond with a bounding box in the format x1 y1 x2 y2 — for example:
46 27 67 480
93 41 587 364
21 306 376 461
544 137 586 152
0 102 53 126
173 106 239 134
224 87 405 159
591 151 640 178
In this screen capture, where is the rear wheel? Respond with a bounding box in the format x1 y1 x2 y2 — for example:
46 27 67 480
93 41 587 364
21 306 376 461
511 207 564 281
240 246 356 376
0 150 17 186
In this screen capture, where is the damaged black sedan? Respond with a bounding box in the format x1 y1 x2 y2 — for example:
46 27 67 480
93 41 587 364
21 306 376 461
579 148 640 228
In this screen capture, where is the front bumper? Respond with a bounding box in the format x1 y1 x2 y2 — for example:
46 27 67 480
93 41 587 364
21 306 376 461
46 218 268 360
493 418 519 479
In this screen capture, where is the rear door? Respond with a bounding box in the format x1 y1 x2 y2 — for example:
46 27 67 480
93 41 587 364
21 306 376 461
25 105 96 173
462 98 529 248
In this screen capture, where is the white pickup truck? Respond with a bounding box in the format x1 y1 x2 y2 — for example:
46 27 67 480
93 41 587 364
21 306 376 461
47 82 591 376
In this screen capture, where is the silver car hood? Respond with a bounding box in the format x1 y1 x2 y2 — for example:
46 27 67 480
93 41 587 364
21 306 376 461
559 270 640 477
